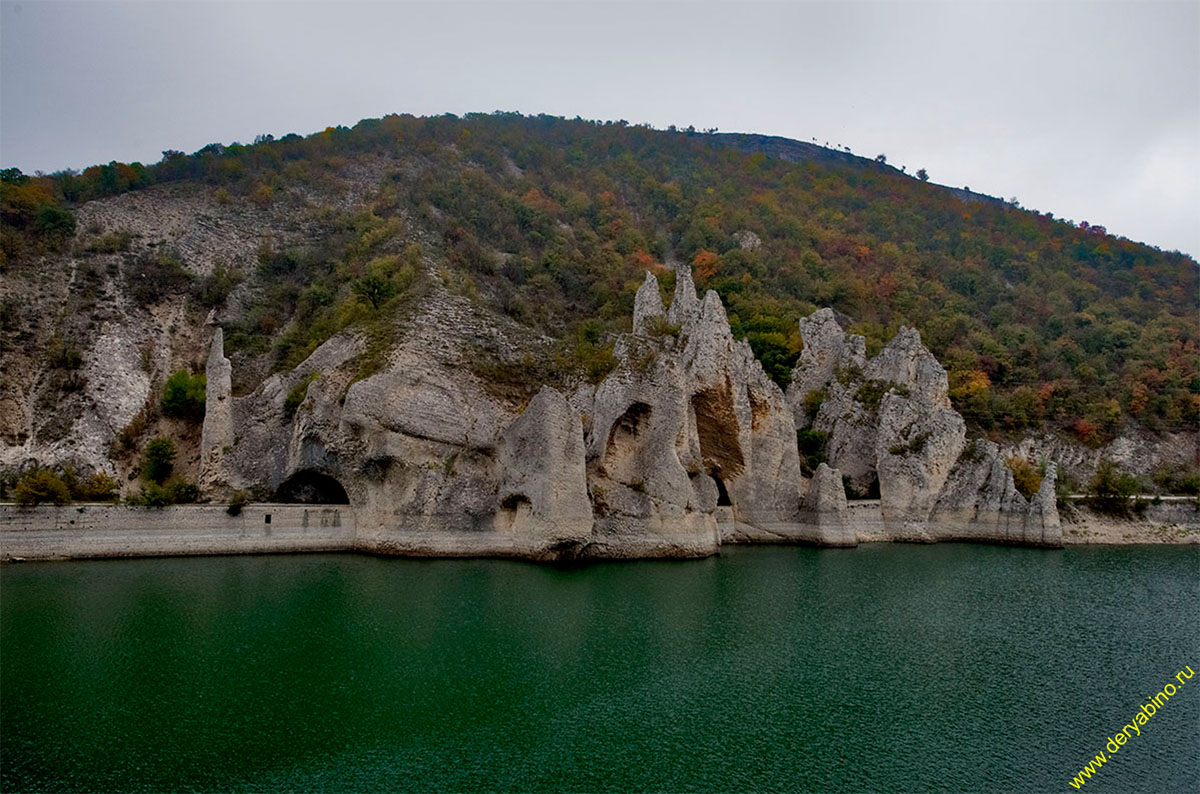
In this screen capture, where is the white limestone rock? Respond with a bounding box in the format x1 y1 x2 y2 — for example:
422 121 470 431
787 308 866 413
632 271 665 334
199 326 234 494
929 439 1062 547
496 386 593 557
585 264 807 555
798 463 856 546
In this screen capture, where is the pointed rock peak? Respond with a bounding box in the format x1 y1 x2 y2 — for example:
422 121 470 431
868 324 949 405
667 262 700 326
1034 462 1058 507
790 308 866 397
804 463 849 512
207 326 227 368
888 326 924 351
526 384 572 417
632 271 665 333
699 290 728 326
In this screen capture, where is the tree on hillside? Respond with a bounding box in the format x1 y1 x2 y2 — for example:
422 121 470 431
141 438 176 485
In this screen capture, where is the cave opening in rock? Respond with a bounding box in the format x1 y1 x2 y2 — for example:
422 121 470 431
276 470 350 504
713 475 732 507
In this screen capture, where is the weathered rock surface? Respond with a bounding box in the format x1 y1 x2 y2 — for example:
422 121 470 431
1 165 1164 561
199 324 233 495
785 308 866 407
787 309 1057 547
495 386 592 557
631 270 665 334
930 439 1062 546
871 329 966 538
577 263 807 557
796 462 855 546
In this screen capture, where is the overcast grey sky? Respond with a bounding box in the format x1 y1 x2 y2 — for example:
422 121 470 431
2 0 1197 256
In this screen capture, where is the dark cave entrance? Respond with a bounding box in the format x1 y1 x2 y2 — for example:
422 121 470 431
276 470 350 505
691 383 744 510
713 474 732 507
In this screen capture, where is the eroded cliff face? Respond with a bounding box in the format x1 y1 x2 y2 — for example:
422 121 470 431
0 168 1070 558
574 266 813 556
199 263 844 559
784 310 1061 547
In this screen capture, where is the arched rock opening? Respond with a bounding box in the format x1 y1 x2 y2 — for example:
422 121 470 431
713 474 732 507
276 470 350 504
602 402 652 484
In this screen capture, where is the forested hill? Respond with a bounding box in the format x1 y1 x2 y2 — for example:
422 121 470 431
2 111 1196 440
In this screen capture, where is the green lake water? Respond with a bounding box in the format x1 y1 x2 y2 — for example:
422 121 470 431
2 544 1198 793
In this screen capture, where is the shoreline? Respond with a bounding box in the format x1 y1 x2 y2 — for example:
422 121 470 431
2 500 1195 563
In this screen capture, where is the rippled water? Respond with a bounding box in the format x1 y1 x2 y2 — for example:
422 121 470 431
2 544 1198 793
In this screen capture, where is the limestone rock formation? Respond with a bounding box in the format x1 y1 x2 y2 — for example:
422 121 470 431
797 462 855 546
786 308 866 407
199 325 233 495
579 262 807 556
929 439 1062 546
632 271 665 334
871 329 966 538
786 308 1057 547
496 386 592 557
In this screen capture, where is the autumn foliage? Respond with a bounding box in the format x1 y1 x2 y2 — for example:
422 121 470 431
2 112 1195 438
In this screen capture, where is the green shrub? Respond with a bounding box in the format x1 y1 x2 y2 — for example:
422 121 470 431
796 428 829 477
802 388 827 426
128 482 172 507
1087 460 1140 516
1006 457 1043 499
227 490 251 516
644 315 681 338
1151 463 1200 496
34 205 76 239
888 431 931 457
192 266 244 307
284 373 318 414
161 370 206 420
141 437 176 485
62 468 120 501
87 229 132 253
166 480 199 504
127 479 198 507
857 380 911 410
352 273 397 310
13 469 72 506
126 251 191 304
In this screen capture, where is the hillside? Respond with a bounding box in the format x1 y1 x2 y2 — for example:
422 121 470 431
1 112 1196 490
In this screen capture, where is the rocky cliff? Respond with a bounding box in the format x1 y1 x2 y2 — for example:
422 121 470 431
186 262 868 559
183 262 1062 558
784 309 1061 547
0 175 1078 556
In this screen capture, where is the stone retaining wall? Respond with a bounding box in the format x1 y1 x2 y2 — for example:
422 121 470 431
0 504 356 560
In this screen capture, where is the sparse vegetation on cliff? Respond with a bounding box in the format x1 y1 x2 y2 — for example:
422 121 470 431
161 370 207 421
10 467 119 506
2 112 1196 446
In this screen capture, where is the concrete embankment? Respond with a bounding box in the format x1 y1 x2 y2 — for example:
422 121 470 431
2 497 1196 562
0 504 356 560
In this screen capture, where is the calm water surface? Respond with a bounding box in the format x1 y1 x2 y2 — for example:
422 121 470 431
2 545 1198 793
